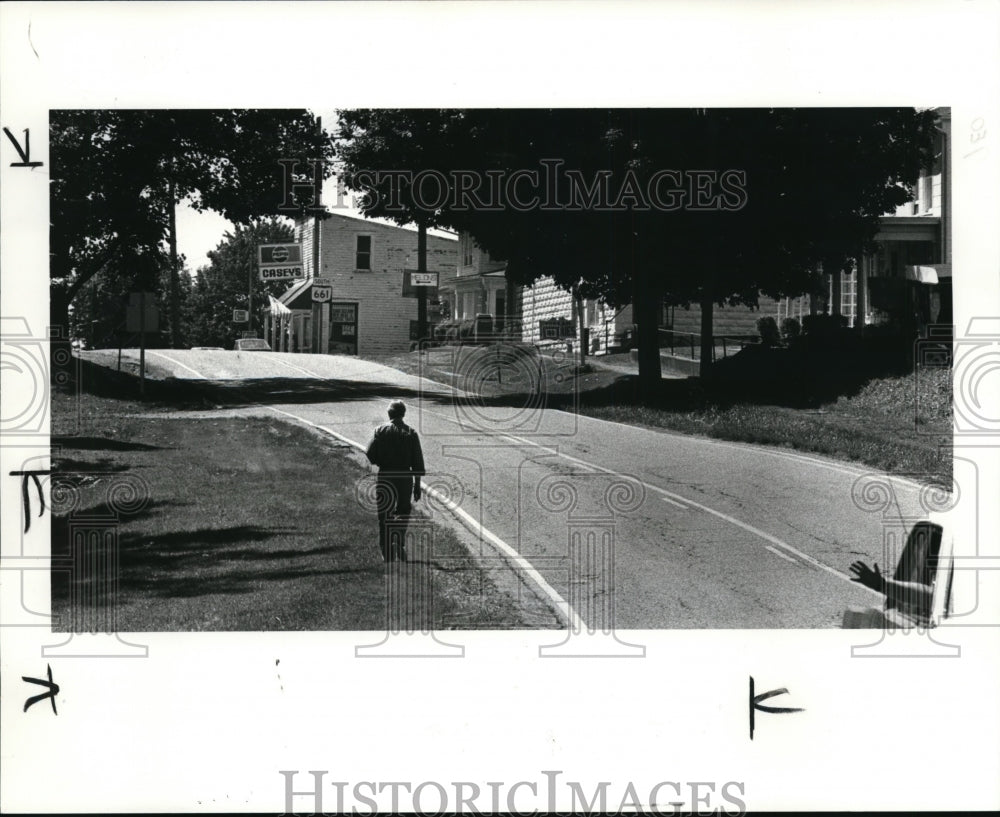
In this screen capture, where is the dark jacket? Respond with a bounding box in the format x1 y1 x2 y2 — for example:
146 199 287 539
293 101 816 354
365 420 425 477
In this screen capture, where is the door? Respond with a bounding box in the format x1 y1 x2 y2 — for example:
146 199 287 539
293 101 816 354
328 302 358 355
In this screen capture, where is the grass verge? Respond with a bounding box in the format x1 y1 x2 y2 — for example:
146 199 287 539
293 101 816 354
369 345 952 486
51 386 557 631
579 367 951 486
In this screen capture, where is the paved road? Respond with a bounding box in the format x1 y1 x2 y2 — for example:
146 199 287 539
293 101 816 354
85 348 932 629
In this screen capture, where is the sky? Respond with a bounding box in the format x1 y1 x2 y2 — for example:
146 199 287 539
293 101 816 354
175 110 456 273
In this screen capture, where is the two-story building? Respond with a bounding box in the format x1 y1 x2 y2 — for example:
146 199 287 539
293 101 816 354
440 232 634 354
264 212 457 355
442 232 511 328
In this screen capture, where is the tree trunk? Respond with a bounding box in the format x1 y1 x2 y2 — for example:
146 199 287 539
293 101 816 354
417 221 428 344
699 271 715 379
50 285 73 387
632 265 661 389
168 178 181 348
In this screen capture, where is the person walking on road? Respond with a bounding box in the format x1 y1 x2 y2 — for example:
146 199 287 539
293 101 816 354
365 400 425 562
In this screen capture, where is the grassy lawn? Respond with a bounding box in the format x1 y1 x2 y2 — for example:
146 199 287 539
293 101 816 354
579 368 952 485
369 344 952 486
50 386 557 631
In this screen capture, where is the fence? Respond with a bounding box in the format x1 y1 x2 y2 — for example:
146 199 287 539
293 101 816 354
658 329 759 361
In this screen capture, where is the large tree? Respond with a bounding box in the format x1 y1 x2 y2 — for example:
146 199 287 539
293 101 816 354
50 109 334 347
335 108 937 385
186 218 294 349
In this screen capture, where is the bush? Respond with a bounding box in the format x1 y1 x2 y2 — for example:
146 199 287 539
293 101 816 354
756 316 781 347
802 313 848 337
780 317 801 341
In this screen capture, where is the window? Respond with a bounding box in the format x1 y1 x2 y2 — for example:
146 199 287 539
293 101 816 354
840 270 857 328
461 234 474 267
355 235 372 270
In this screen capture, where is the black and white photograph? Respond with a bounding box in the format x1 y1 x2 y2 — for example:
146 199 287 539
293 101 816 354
2 2 999 814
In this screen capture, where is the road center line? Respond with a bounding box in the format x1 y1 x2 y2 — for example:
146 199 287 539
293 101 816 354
267 354 346 381
150 352 867 595
433 418 864 587
266 405 580 631
145 350 208 379
765 545 799 564
661 496 690 510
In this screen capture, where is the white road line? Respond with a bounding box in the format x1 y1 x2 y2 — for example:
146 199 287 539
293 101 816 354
266 405 580 631
661 496 690 510
268 355 342 381
145 350 208 379
765 545 799 564
574 411 926 492
490 425 864 586
148 352 871 595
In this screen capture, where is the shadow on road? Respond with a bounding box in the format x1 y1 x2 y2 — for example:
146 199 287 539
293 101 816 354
72 356 459 411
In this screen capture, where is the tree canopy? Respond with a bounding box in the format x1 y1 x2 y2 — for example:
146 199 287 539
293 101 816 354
335 108 938 382
50 109 334 339
186 218 295 349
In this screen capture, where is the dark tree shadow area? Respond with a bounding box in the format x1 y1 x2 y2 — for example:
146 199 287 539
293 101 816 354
70 356 456 411
68 334 931 418
542 332 926 412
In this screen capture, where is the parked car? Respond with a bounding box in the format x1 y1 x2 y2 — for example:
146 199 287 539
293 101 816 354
191 346 224 351
234 338 271 351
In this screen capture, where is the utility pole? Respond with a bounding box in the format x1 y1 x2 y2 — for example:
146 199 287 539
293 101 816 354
248 246 253 337
168 176 181 348
417 221 428 347
311 116 325 353
139 290 146 398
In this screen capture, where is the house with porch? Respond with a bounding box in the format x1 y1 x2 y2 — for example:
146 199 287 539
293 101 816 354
670 108 952 343
440 231 634 354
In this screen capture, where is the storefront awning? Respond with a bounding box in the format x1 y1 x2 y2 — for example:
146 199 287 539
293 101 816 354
268 294 292 316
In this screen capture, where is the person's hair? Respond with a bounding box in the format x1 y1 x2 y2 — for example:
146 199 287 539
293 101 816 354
388 401 406 419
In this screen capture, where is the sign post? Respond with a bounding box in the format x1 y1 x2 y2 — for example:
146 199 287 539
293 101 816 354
140 292 145 396
126 292 158 397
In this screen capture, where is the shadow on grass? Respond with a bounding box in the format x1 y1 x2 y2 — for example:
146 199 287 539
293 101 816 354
51 435 165 452
51 456 132 474
51 523 363 600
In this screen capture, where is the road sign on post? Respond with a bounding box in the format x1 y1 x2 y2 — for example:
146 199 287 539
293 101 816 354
402 270 439 297
312 285 332 303
233 309 249 323
126 292 159 333
126 291 157 398
258 243 305 281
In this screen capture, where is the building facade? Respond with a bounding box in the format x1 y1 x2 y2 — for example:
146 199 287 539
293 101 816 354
663 108 952 340
264 213 457 356
441 232 634 354
519 276 634 355
440 233 510 326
